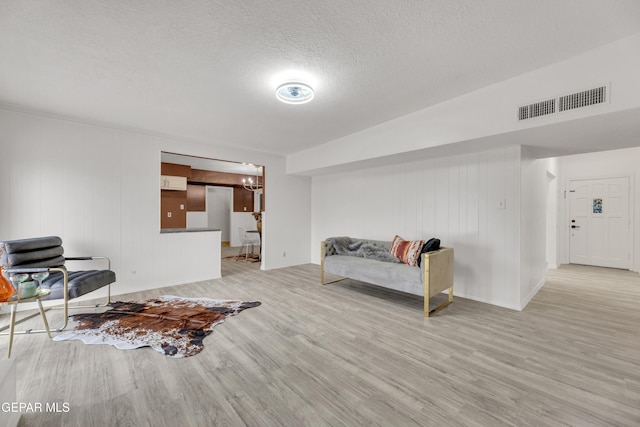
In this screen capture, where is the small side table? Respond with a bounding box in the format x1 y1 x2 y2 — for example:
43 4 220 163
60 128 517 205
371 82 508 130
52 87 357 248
0 289 52 358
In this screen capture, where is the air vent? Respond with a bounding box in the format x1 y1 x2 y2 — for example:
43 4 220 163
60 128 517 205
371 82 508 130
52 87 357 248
559 86 607 112
518 99 556 121
518 84 609 121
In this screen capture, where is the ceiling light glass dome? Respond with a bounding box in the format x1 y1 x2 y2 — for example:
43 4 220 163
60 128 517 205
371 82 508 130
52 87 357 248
275 82 314 104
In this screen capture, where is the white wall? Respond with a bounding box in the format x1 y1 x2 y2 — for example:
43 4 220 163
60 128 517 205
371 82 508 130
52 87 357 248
0 107 311 295
520 148 548 308
186 212 208 228
545 160 559 269
312 145 527 310
557 147 639 271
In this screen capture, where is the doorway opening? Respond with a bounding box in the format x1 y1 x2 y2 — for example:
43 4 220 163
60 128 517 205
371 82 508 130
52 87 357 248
160 152 265 273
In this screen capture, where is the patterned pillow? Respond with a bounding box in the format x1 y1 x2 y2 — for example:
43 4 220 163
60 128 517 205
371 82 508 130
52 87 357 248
389 235 425 267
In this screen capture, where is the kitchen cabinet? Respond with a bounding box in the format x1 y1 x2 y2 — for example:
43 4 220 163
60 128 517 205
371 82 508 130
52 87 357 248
187 184 206 211
160 175 187 191
161 190 187 228
233 187 254 212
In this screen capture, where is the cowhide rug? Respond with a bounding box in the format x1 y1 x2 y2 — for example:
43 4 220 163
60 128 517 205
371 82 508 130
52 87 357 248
53 295 261 358
223 254 261 263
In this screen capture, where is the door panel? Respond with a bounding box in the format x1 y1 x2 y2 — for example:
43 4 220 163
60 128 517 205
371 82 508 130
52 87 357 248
589 217 606 262
569 177 630 269
608 218 627 264
569 183 589 264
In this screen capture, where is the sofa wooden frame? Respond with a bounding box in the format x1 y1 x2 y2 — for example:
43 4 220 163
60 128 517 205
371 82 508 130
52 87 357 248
320 241 454 317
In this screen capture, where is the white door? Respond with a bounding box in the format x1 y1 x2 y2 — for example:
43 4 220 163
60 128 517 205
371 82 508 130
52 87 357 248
569 177 630 269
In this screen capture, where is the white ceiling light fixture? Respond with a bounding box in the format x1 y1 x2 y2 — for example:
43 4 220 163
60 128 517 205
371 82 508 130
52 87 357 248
275 82 314 104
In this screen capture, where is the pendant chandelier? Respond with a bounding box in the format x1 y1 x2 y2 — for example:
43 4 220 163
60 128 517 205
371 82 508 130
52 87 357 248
242 165 263 192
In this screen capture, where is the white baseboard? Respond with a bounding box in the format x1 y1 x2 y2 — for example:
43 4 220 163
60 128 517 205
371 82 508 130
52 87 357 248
447 291 524 312
449 277 546 312
520 277 546 310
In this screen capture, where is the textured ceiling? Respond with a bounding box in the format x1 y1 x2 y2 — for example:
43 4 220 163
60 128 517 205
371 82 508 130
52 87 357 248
2 1 640 155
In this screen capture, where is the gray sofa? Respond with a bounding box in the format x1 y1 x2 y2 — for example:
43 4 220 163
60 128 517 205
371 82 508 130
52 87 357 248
320 237 454 316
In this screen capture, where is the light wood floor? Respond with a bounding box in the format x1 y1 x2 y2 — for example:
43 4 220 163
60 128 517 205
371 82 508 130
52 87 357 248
2 261 639 426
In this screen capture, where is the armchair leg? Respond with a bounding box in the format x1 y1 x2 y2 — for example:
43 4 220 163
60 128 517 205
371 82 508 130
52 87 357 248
48 283 112 331
37 299 51 338
1 286 112 336
7 305 17 358
2 299 52 357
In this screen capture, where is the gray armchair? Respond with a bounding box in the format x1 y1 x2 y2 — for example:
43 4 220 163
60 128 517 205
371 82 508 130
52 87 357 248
0 236 116 331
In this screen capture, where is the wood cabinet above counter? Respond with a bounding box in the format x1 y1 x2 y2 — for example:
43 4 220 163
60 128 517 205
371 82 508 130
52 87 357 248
160 162 189 191
187 184 206 211
233 187 254 212
160 175 187 191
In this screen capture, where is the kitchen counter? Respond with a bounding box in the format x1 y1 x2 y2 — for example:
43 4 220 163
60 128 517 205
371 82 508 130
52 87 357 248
160 228 221 234
158 228 221 281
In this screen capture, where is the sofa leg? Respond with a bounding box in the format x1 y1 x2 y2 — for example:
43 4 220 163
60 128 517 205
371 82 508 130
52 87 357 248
321 277 347 286
320 268 346 285
427 299 452 317
425 286 454 317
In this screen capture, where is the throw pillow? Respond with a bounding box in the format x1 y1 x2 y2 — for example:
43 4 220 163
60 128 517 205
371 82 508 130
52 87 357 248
417 238 441 267
389 235 425 267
